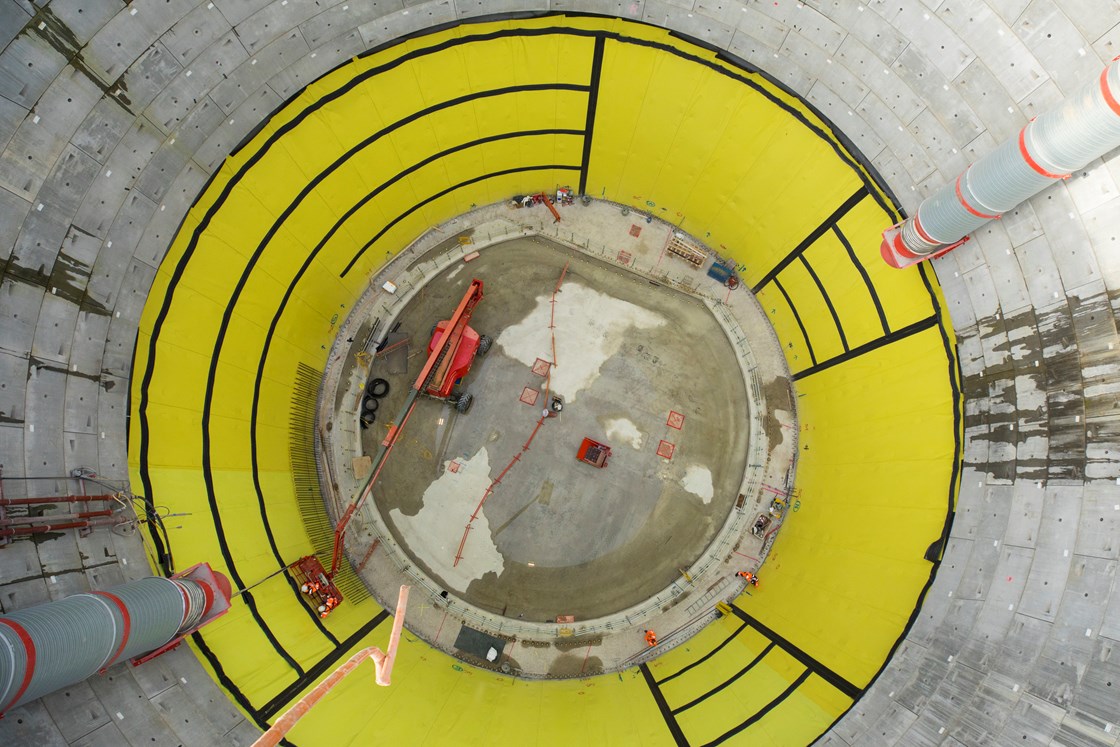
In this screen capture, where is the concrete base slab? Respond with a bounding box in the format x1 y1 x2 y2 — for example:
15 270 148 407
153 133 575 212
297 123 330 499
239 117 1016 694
368 238 750 621
319 199 797 676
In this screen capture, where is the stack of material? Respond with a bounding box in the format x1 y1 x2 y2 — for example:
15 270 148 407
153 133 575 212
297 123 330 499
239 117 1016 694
666 235 706 266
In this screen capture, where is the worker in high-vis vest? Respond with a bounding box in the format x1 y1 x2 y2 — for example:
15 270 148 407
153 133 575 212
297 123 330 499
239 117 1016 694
736 571 760 587
318 594 340 618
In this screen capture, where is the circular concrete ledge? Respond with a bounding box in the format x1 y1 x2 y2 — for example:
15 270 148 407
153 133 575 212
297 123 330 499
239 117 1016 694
318 199 797 677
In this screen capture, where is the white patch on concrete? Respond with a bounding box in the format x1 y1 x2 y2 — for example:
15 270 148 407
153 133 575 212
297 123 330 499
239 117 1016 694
444 262 465 281
388 448 504 592
681 465 714 504
604 417 644 450
496 282 665 403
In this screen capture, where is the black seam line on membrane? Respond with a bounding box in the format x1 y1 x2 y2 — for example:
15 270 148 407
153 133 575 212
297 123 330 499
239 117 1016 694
136 78 587 494
220 127 582 647
656 620 749 686
701 668 812 747
751 188 867 294
247 128 581 605
798 253 849 353
670 641 776 715
122 16 913 726
340 163 581 277
832 224 890 336
729 604 861 700
191 631 264 725
773 276 817 367
196 419 305 675
811 263 963 747
141 94 582 657
339 19 900 221
126 332 171 577
259 610 391 721
579 35 605 196
193 631 299 747
639 663 689 747
791 313 938 382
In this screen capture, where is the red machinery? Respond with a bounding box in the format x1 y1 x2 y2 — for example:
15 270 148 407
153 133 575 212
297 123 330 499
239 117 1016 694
289 554 343 615
577 438 612 468
425 279 491 412
326 279 488 584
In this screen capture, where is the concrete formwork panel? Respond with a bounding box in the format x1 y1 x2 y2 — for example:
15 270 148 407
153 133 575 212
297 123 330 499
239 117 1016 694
0 275 43 353
193 85 282 171
87 665 182 747
0 349 26 423
235 0 322 55
356 0 458 50
0 699 68 747
937 1 1049 103
116 45 186 116
1031 187 1101 295
81 1 194 84
958 545 1035 667
639 0 735 49
857 90 935 186
31 293 79 364
209 29 310 115
267 27 366 100
145 31 248 134
0 33 69 111
161 2 233 67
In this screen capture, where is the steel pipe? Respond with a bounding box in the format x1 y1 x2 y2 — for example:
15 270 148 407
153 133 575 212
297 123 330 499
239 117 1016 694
0 495 117 506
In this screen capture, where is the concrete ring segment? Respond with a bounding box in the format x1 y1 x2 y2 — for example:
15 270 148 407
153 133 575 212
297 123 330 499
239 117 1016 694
318 200 795 676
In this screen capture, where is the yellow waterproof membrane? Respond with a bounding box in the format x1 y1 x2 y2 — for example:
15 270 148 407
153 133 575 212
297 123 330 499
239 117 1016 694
129 14 960 745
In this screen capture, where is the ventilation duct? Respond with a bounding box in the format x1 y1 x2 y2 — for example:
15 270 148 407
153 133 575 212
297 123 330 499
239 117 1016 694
882 57 1120 267
0 566 230 715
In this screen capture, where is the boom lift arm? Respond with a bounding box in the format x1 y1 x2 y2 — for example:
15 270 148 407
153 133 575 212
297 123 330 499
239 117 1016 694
328 280 485 578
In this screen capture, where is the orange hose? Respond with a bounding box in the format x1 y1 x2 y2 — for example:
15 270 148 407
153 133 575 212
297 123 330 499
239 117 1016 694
252 586 410 747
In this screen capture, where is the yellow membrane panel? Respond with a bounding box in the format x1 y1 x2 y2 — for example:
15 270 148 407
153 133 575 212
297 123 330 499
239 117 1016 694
130 14 959 746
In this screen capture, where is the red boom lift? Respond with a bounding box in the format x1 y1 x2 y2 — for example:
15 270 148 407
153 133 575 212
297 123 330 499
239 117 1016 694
305 279 488 601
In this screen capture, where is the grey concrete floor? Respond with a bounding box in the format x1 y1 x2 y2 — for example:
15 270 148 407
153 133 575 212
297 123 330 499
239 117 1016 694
365 238 749 621
2 1 1118 743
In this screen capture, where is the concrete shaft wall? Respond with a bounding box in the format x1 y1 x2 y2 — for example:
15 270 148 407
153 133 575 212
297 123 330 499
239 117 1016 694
0 1 1117 745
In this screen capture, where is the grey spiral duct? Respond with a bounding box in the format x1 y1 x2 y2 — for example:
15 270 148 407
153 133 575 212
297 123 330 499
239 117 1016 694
0 576 215 715
882 56 1120 267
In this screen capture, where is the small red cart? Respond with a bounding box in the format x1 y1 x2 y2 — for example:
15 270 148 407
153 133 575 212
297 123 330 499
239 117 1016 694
576 438 612 468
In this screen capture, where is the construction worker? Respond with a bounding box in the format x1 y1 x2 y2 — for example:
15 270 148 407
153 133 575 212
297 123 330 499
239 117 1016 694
318 595 340 618
300 579 321 595
736 571 760 587
644 629 658 647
